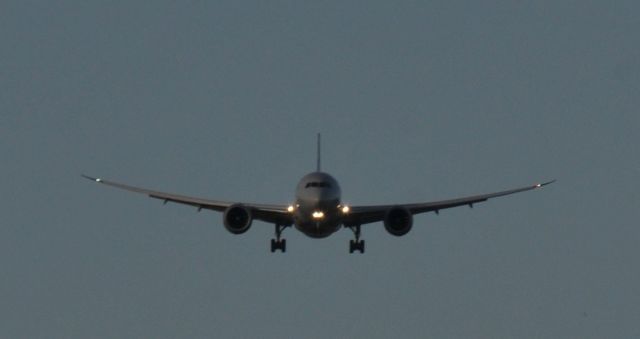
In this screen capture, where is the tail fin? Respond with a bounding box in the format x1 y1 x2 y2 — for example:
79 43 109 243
316 133 321 172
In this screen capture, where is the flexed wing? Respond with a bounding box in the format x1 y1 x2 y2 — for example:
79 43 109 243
81 175 293 225
343 180 555 226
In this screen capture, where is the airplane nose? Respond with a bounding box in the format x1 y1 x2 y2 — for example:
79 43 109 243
301 189 339 206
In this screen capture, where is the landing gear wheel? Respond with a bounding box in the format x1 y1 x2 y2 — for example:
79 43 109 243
349 240 365 253
349 239 365 253
271 238 287 252
270 239 286 252
348 225 365 253
271 224 289 253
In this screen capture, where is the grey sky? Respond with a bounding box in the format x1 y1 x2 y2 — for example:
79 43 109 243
1 1 639 338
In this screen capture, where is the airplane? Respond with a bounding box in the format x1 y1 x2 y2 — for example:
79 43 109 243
83 134 554 253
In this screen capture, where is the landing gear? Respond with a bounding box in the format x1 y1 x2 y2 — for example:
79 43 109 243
348 225 365 254
271 224 288 253
271 238 286 253
349 239 365 253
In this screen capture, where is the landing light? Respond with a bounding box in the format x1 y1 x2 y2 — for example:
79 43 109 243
342 205 350 214
312 211 325 219
287 205 295 212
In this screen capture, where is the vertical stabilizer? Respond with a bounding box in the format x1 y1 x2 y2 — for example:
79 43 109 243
316 133 321 172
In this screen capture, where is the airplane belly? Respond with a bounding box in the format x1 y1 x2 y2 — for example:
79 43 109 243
294 219 341 238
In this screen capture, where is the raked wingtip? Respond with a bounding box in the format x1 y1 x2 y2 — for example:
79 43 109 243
81 174 102 183
536 179 556 188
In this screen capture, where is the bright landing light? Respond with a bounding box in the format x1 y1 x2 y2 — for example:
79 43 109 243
312 211 325 219
287 205 295 212
341 205 350 213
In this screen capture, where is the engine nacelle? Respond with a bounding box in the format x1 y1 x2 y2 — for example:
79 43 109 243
223 204 252 234
384 206 413 236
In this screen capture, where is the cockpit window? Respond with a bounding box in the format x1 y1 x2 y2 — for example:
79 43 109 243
305 182 331 188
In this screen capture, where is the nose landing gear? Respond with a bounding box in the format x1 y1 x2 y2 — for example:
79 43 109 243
348 225 365 254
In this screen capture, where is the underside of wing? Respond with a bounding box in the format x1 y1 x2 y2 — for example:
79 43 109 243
81 174 293 225
344 180 555 226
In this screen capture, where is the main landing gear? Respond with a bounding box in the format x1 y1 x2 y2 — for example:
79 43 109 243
271 224 288 253
348 225 365 254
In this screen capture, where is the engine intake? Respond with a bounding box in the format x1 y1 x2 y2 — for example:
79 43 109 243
223 204 252 234
384 206 413 236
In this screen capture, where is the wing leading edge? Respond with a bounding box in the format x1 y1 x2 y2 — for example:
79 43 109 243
81 175 293 225
344 180 555 226
83 174 554 228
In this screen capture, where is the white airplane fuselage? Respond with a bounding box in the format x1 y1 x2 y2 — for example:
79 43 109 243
293 171 343 238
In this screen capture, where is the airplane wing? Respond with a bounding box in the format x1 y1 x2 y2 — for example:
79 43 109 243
343 180 555 226
81 175 293 225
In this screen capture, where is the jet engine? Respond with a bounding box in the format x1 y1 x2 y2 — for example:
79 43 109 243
384 206 413 236
223 204 252 234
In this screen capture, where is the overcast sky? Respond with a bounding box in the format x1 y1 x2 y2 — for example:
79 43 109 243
1 1 639 338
